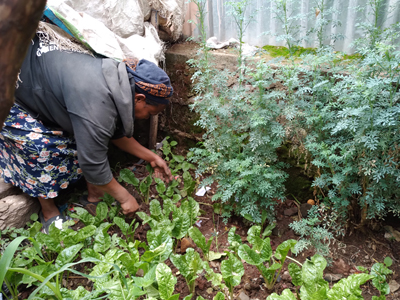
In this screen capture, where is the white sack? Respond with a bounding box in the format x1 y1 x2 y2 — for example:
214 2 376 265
64 0 145 38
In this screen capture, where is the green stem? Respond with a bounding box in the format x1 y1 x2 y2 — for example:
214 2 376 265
286 256 303 266
7 268 62 299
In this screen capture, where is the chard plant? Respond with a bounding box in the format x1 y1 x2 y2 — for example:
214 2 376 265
220 252 244 300
270 254 393 300
188 226 224 262
170 248 204 295
136 197 200 243
237 225 297 290
120 167 153 205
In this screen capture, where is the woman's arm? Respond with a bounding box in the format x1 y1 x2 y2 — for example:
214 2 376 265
112 136 173 182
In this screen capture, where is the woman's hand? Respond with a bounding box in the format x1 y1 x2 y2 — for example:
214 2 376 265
150 157 173 183
119 195 140 217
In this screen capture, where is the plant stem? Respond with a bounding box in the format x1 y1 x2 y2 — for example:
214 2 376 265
7 268 62 299
286 256 303 266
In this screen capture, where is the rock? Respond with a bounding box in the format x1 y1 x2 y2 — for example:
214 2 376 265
210 261 220 269
272 226 286 237
389 280 400 293
238 291 250 300
284 207 298 216
0 178 21 198
300 203 313 217
181 237 194 253
332 258 351 275
384 226 400 242
324 273 344 282
0 194 40 230
280 271 291 282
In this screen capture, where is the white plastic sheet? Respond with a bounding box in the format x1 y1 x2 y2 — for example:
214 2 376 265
46 0 186 63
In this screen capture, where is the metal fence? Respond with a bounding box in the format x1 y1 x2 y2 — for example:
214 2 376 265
184 0 400 53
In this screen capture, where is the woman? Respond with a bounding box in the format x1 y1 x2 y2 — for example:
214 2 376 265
0 32 173 233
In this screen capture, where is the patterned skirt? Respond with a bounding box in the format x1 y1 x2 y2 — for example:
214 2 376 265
0 104 83 199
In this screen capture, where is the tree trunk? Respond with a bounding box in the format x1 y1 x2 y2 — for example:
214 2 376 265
0 0 47 127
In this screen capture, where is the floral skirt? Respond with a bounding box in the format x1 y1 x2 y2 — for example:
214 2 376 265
0 104 83 199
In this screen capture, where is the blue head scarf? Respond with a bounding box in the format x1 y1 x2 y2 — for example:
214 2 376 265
125 58 173 105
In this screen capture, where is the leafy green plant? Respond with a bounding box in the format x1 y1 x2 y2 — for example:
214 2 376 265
188 226 223 262
289 205 334 260
305 0 343 48
269 254 393 300
220 252 244 300
266 0 305 55
237 225 297 290
170 248 204 295
358 256 393 299
119 167 153 205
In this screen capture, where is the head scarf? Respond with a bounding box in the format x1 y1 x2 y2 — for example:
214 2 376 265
125 58 173 105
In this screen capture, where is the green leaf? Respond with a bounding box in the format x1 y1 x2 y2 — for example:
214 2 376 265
384 257 392 267
114 217 129 235
371 263 392 295
214 292 225 300
93 229 111 254
147 230 173 261
262 223 276 238
156 263 177 300
247 225 263 251
228 227 242 246
208 251 225 261
30 213 39 222
172 214 191 240
188 226 207 253
300 254 329 300
141 243 168 263
180 197 199 226
238 244 262 265
170 141 178 147
29 221 43 237
150 200 163 217
221 252 244 288
168 294 180 300
133 265 156 287
156 181 166 194
183 294 193 300
267 289 297 300
35 232 62 253
120 169 140 186
94 202 108 224
0 236 28 288
22 265 49 287
172 194 181 203
275 239 297 262
136 211 152 224
71 207 95 226
181 161 191 172
327 273 373 300
56 244 83 268
170 253 191 278
288 263 302 286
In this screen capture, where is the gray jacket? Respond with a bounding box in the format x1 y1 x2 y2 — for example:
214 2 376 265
15 35 135 185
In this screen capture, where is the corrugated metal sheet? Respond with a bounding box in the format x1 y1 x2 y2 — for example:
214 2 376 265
186 0 400 53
